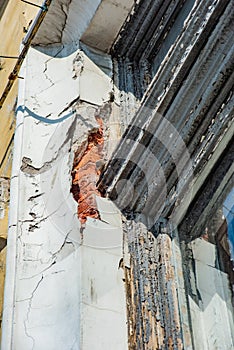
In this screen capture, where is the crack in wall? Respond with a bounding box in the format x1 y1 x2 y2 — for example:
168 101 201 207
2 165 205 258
19 226 75 280
28 193 44 201
23 275 44 350
72 51 84 79
20 117 77 175
42 62 54 90
49 229 75 262
58 96 80 116
0 177 10 220
19 213 52 234
31 47 66 98
20 157 48 175
60 0 72 44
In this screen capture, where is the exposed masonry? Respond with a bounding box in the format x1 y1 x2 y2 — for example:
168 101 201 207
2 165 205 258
71 116 104 224
0 177 10 251
19 98 113 228
0 177 10 219
71 102 111 224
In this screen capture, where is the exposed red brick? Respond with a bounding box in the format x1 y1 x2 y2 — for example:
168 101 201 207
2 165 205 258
71 116 104 224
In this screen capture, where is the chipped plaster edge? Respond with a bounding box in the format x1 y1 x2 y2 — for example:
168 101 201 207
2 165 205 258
1 53 27 350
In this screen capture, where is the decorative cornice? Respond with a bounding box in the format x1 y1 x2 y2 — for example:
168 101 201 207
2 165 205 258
99 0 234 228
112 0 185 61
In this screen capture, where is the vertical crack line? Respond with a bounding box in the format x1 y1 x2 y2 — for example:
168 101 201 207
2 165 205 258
60 0 72 43
23 275 44 350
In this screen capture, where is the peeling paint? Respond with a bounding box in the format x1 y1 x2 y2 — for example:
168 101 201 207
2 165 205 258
2 0 233 349
0 177 10 221
72 50 84 79
1 4 126 348
123 217 183 349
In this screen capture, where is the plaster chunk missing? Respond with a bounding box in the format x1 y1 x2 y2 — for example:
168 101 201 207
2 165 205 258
0 177 10 221
72 51 84 79
71 115 104 224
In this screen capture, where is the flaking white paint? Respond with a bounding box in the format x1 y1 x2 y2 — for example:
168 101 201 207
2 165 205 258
2 39 126 350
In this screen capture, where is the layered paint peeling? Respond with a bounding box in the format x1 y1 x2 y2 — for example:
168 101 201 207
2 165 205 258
1 7 128 344
123 217 183 350
1 0 233 349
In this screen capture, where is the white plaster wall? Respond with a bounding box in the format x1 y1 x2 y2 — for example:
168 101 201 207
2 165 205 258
81 0 135 52
33 0 102 46
81 208 127 350
1 43 127 350
189 238 234 350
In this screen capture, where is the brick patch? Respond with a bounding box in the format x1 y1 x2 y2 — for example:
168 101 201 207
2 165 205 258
71 116 104 224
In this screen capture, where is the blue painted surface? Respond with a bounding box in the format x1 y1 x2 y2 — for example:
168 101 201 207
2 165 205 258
16 105 75 124
223 188 234 261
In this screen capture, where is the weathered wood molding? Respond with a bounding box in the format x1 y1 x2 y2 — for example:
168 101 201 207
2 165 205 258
98 0 234 230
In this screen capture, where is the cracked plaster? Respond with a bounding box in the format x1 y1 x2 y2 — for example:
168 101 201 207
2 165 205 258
2 29 127 349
